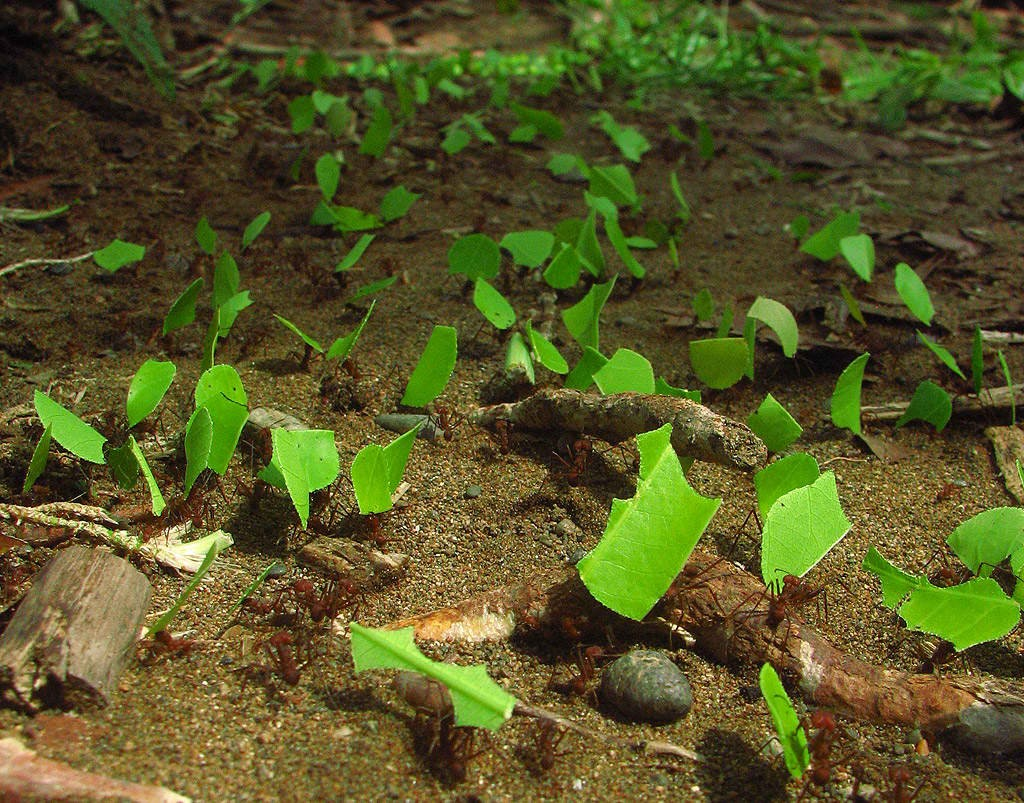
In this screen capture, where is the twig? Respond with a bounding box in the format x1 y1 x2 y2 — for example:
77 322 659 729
0 251 94 278
470 388 767 472
861 384 1024 422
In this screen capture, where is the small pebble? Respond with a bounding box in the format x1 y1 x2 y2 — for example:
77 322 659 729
554 518 583 541
600 649 692 723
464 485 482 499
566 547 589 565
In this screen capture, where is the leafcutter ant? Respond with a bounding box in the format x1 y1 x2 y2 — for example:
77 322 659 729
431 405 463 442
138 629 197 665
550 435 593 487
528 718 567 773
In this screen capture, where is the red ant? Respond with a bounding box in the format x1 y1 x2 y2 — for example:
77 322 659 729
262 629 301 685
551 436 592 487
796 709 839 799
882 763 926 802
549 644 605 699
530 719 567 772
139 629 197 665
727 573 826 657
489 419 513 455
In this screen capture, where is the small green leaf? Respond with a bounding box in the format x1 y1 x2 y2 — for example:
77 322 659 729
442 125 471 155
947 507 1024 581
126 359 176 428
669 172 691 224
689 338 748 390
351 623 516 730
212 251 240 309
128 435 166 516
510 103 563 140
746 297 799 358
448 233 501 281
315 154 341 200
269 428 340 529
747 394 802 453
94 239 145 272
916 331 966 380
547 152 582 176
401 325 458 407
542 243 583 289
22 423 52 494
654 377 701 402
183 406 213 495
500 230 555 269
564 346 608 391
799 211 860 261
862 547 929 608
351 425 420 515
347 275 397 303
839 284 866 326
147 532 233 635
692 289 715 322
241 211 271 250
830 353 870 436
326 300 375 361
590 110 649 162
575 210 604 277
787 214 809 241
216 290 252 338
760 471 850 587
335 234 375 272
899 578 1021 652
274 314 324 354
163 278 204 335
380 185 420 222
696 119 714 160
971 325 984 396
588 164 638 208
562 277 616 351
525 322 568 374
505 331 535 385
895 381 952 432
288 95 316 133
893 263 934 326
194 365 248 475
473 279 516 330
360 102 393 157
578 423 722 620
34 390 106 464
839 234 875 282
602 213 645 279
195 217 217 255
107 441 139 490
759 663 810 780
593 348 655 395
754 452 820 520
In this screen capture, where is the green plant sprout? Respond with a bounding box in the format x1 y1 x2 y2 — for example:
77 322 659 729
838 233 875 282
472 279 516 330
448 233 501 281
590 110 650 162
509 102 564 142
351 424 420 516
259 429 340 529
500 230 554 269
747 394 802 453
401 325 458 407
893 263 935 326
93 238 146 273
562 276 616 351
830 352 870 436
593 349 655 395
799 210 860 262
760 471 850 588
916 331 966 380
754 453 820 521
578 423 721 620
863 548 1021 651
146 531 234 636
351 624 516 730
895 381 951 432
759 663 810 779
689 337 748 390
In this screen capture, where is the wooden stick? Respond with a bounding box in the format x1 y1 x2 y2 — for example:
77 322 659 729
470 388 767 472
861 384 1024 422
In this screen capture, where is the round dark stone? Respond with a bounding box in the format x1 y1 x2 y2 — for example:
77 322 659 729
600 649 692 724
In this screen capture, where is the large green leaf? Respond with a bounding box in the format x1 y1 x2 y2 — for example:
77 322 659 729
754 453 819 520
593 348 655 394
862 547 929 608
34 391 106 464
401 326 458 407
268 428 340 529
578 423 721 620
760 471 850 588
194 365 248 475
899 578 1020 652
351 623 516 730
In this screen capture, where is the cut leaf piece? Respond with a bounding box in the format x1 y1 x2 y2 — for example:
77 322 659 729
510 103 564 140
326 301 375 362
34 391 106 464
917 331 966 380
562 277 616 351
163 278 204 335
564 347 608 391
839 233 875 282
839 284 866 326
830 353 870 436
893 263 934 326
526 322 568 374
194 365 248 475
500 230 554 269
899 578 1020 652
335 234 375 273
351 623 516 730
351 425 420 515
654 377 700 402
242 211 271 250
195 217 217 255
971 326 984 396
543 243 583 289
862 547 929 608
22 424 52 494
448 233 501 281
754 453 819 520
401 326 458 407
746 297 798 357
747 394 802 453
895 381 951 432
183 407 212 495
587 164 638 208
760 471 850 588
947 507 1024 583
128 436 165 516
505 332 536 385
268 428 340 529
593 348 655 395
689 338 748 390
473 279 516 330
578 423 721 620
380 185 420 222
126 359 176 428
799 211 860 262
274 315 323 354
759 663 809 780
94 239 146 272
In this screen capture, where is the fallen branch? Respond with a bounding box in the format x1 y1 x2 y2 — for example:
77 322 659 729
387 550 1024 755
0 250 94 278
861 384 1024 422
470 388 767 472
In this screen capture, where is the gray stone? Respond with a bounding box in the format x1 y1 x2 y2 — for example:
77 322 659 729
600 649 692 723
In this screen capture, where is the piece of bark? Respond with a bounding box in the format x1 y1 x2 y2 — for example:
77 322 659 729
386 550 1024 754
861 384 1024 422
0 545 152 712
298 536 409 590
470 388 767 472
0 736 190 802
985 425 1024 504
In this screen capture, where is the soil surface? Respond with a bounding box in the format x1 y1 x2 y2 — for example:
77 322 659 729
1 1 1024 800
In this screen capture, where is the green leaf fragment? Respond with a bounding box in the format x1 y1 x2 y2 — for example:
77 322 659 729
862 547 929 608
34 391 106 464
759 663 810 780
510 103 564 140
351 425 420 515
335 234 375 272
593 348 655 395
195 217 217 255
147 532 233 636
760 471 850 587
893 262 934 326
564 347 607 391
212 251 240 310
578 423 721 620
500 230 554 269
128 435 166 516
274 314 324 354
948 507 1024 583
241 211 271 250
799 211 860 262
380 185 420 222
448 233 501 281
543 243 583 289
163 278 204 335
562 277 616 351
525 322 568 375
839 234 875 282
126 359 176 428
360 102 393 157
895 381 952 432
505 332 536 385
588 164 638 208
401 325 458 407
350 623 516 730
326 300 375 361
754 452 820 520
899 578 1021 652
107 441 139 490
94 239 145 272
269 428 340 529
830 353 870 436
23 423 52 494
692 289 715 322
689 338 748 390
183 407 213 495
194 365 248 475
747 394 802 453
473 279 516 330
917 331 966 380
746 297 799 358
315 154 341 200
602 214 645 279
347 275 397 303
971 326 984 396
839 284 866 326
669 172 691 224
